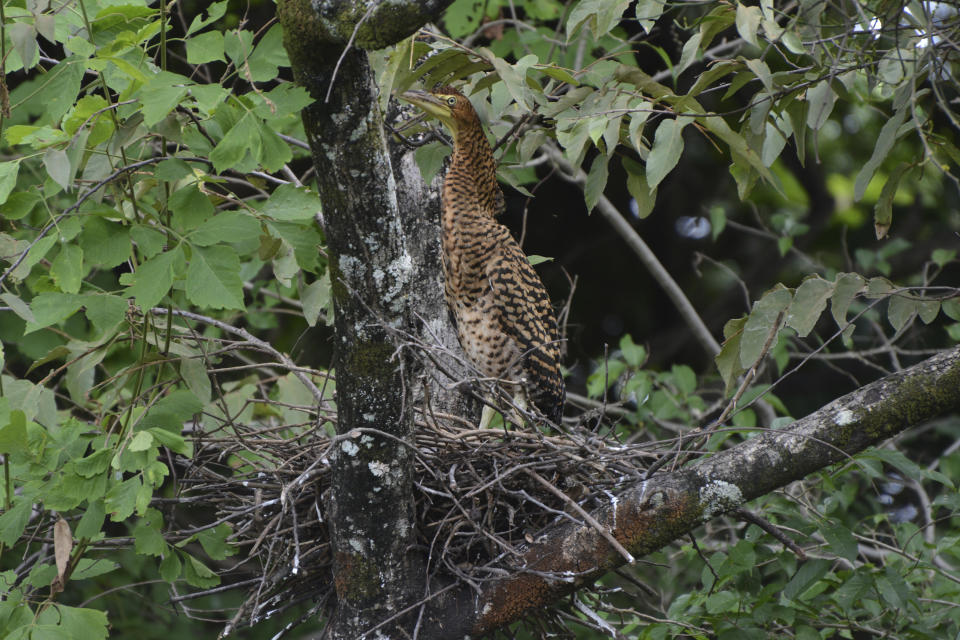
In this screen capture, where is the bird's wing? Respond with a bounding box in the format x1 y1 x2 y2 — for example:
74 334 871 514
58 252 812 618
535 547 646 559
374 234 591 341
485 238 565 422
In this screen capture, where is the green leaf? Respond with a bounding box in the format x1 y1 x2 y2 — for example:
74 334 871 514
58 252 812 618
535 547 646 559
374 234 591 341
854 106 909 201
783 559 831 601
873 162 909 239
148 427 192 456
27 292 84 332
256 83 314 119
0 407 27 455
104 475 143 522
867 446 953 489
623 156 656 218
256 118 294 172
806 80 837 131
943 298 960 321
186 244 245 310
636 0 667 33
170 184 215 231
830 272 866 329
1 191 41 220
134 510 167 556
141 71 191 126
79 217 131 268
302 276 331 327
0 500 33 546
877 566 911 610
888 293 918 332
619 334 647 367
43 148 73 191
567 0 631 40
186 0 228 35
191 211 262 247
646 117 690 190
138 390 203 433
705 590 739 614
50 245 84 294
155 158 193 182
9 22 38 69
75 499 106 540
180 358 212 404
43 58 86 125
0 161 20 205
131 224 168 260
740 286 791 368
584 153 609 213
5 125 69 149
83 294 127 337
676 32 702 76
918 299 940 324
261 184 323 221
735 4 762 47
74 448 113 478
931 248 956 268
63 95 114 145
786 276 833 337
267 220 322 271
186 30 225 64
715 316 747 393
182 552 220 588
246 25 288 82
197 523 235 560
159 550 182 582
129 430 154 452
43 605 108 640
671 364 697 395
822 523 859 563
71 559 119 581
0 292 35 324
124 247 181 311
210 111 260 173
414 141 451 186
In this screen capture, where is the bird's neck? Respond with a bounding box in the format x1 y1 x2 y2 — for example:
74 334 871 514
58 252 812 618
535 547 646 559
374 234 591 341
447 122 503 218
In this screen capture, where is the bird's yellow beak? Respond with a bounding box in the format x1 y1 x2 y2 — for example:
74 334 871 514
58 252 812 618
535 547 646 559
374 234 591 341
399 90 459 136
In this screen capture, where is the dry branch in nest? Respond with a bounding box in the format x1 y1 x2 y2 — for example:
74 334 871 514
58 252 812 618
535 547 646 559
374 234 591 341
157 310 670 637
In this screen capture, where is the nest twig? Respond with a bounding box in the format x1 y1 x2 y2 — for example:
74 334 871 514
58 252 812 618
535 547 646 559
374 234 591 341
131 308 672 637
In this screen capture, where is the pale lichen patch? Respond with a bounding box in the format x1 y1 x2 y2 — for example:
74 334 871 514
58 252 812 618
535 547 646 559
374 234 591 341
368 460 390 477
836 409 856 426
340 439 359 456
699 480 743 519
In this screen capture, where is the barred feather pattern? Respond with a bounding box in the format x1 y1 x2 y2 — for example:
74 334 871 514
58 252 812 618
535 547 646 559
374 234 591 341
436 89 565 423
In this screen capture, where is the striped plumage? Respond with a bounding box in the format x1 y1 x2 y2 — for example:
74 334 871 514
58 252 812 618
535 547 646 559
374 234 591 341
400 86 565 425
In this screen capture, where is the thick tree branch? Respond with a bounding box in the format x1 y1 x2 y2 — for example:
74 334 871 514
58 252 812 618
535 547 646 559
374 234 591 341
311 0 456 49
417 346 960 636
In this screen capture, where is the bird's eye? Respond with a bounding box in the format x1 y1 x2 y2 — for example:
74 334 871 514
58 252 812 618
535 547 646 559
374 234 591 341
446 96 457 106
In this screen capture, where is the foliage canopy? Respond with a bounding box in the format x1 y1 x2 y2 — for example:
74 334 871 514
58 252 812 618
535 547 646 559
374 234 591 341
1 0 959 637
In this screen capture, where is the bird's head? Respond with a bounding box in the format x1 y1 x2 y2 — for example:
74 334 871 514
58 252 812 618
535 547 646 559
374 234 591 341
399 86 479 141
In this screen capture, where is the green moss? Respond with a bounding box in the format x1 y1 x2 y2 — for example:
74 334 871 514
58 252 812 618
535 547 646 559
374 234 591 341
276 0 329 77
328 256 349 307
333 551 380 601
350 341 396 379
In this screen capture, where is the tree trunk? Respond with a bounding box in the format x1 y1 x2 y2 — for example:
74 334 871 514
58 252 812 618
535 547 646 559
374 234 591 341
278 1 457 636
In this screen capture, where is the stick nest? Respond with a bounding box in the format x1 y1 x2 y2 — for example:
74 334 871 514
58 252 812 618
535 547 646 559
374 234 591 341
177 383 658 636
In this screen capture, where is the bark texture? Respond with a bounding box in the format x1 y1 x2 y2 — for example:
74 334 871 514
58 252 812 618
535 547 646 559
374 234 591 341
311 0 457 49
278 1 461 637
414 346 960 637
